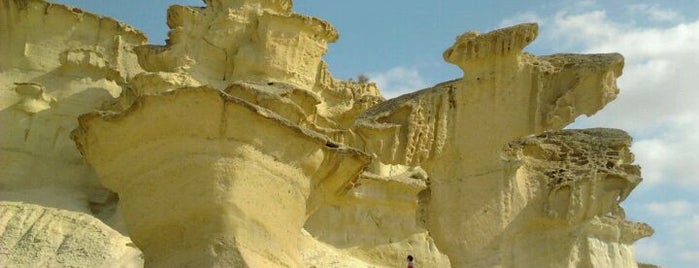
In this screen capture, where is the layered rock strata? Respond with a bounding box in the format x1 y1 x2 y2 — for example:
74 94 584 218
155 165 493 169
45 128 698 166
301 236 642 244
0 0 145 210
73 87 370 267
132 0 383 134
305 164 451 267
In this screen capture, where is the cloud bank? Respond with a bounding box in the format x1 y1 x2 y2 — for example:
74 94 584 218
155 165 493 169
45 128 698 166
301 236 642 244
367 66 428 99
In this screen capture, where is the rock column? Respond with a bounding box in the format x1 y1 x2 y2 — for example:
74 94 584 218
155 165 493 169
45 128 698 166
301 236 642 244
73 88 368 267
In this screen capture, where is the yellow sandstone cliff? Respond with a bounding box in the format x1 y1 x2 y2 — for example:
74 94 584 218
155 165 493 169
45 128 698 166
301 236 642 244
0 0 655 267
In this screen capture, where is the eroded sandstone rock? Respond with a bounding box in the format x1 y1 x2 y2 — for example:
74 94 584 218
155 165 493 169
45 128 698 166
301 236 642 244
500 129 653 267
72 87 371 267
0 0 145 215
0 0 656 267
135 0 336 90
131 0 383 137
352 23 627 266
305 164 451 267
0 201 142 267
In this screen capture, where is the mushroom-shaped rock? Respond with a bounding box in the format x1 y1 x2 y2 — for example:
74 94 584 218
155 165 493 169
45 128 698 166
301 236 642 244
72 88 369 267
352 23 628 266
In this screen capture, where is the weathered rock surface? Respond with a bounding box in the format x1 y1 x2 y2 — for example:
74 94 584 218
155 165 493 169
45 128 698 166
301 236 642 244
305 164 451 267
0 0 144 217
72 87 370 267
0 0 656 267
351 23 627 266
500 129 653 267
0 201 142 267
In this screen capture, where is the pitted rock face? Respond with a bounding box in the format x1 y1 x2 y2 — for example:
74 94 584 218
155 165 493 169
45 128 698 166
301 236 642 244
496 129 653 267
504 129 643 224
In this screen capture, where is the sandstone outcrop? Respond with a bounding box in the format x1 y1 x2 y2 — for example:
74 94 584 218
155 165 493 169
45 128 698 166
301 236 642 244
500 129 653 267
0 0 655 267
0 0 144 215
0 201 142 267
72 87 370 267
349 23 628 267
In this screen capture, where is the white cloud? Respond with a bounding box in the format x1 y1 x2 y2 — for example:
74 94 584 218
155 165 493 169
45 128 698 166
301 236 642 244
632 139 672 185
499 11 542 28
504 9 699 187
628 4 683 23
680 215 699 242
631 118 699 186
368 66 428 99
572 0 597 9
673 215 699 262
543 12 699 187
680 251 699 262
549 10 621 48
647 201 693 217
634 240 665 262
566 13 699 263
636 201 699 266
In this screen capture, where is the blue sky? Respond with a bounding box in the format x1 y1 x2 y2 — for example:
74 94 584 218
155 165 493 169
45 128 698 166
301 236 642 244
51 1 699 267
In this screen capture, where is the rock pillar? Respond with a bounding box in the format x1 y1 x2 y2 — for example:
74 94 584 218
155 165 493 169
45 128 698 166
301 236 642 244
73 88 369 267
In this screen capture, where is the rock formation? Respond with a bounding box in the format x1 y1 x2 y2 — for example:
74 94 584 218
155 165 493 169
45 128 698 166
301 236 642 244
0 0 656 267
347 23 630 267
0 201 142 267
500 129 653 267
